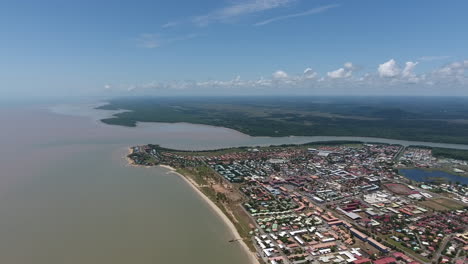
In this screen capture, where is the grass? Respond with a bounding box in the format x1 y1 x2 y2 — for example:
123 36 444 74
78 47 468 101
431 198 466 210
176 167 208 186
382 235 432 263
174 165 256 250
420 198 466 211
419 200 451 211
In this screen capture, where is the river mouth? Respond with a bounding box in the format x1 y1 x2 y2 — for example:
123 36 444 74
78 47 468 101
49 102 468 151
0 104 254 264
2 102 467 263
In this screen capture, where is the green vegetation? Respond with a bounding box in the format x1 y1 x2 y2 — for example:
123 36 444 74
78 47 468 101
160 146 250 157
150 141 365 157
175 165 255 250
98 96 468 144
432 147 468 161
382 235 431 263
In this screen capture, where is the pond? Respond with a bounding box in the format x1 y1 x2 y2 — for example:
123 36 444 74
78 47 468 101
399 168 468 185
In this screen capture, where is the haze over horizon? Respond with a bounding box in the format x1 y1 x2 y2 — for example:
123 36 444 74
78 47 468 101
1 0 467 98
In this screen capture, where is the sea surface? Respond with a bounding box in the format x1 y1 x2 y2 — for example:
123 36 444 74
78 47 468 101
0 104 255 264
2 102 468 264
399 169 468 185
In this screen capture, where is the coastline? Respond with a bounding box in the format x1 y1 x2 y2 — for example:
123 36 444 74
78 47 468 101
126 148 136 166
161 165 260 264
127 157 260 264
126 147 152 168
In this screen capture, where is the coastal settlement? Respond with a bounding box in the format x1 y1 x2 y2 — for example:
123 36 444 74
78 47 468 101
127 143 468 264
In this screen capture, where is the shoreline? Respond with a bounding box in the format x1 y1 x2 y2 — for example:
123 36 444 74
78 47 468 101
98 115 468 150
126 156 260 264
126 147 152 168
161 165 260 264
126 148 136 166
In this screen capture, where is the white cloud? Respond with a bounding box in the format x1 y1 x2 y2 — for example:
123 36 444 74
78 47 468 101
193 0 295 26
327 62 355 79
109 59 468 96
378 59 400 78
104 84 112 90
376 59 422 83
377 59 422 83
436 60 468 76
327 68 348 79
273 70 289 79
402 61 418 78
344 62 354 70
303 68 317 79
254 4 339 26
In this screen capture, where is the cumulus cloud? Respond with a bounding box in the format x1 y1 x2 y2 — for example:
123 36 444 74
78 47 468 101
303 68 318 79
327 68 349 79
107 59 468 96
344 62 354 70
327 62 355 79
378 59 400 78
402 61 418 78
377 59 422 83
436 60 468 76
273 70 289 79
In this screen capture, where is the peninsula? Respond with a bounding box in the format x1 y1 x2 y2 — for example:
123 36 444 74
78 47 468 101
127 142 468 264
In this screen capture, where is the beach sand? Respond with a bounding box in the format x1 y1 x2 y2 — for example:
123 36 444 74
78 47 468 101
161 165 260 264
126 148 136 166
126 152 260 264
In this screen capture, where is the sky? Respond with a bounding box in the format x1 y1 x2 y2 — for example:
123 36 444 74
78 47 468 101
1 0 467 98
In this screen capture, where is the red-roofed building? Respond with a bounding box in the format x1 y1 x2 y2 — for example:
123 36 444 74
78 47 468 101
373 257 397 264
393 252 413 263
353 258 372 264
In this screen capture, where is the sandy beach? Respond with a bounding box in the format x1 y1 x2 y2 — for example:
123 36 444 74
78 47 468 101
125 151 260 264
126 148 136 166
125 147 152 168
161 164 261 264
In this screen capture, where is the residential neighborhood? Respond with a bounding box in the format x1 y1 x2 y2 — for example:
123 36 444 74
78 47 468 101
129 143 467 264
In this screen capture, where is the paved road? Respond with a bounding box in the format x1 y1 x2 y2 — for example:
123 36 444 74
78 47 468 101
433 234 453 263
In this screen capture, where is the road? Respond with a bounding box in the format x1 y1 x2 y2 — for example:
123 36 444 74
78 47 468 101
432 234 453 263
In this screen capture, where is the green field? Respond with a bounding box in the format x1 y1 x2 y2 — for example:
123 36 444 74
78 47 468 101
98 96 468 144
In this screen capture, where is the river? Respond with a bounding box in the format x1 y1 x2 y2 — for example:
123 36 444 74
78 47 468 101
0 105 254 264
1 102 468 264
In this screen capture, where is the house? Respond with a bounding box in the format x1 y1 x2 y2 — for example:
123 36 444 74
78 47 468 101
373 257 397 264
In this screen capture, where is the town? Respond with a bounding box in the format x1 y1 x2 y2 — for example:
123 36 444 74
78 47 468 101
128 143 468 264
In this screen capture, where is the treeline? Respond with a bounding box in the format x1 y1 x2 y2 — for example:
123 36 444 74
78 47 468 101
432 148 468 161
97 98 468 145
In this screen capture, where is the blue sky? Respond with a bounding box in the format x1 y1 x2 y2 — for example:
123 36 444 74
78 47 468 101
1 0 467 97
